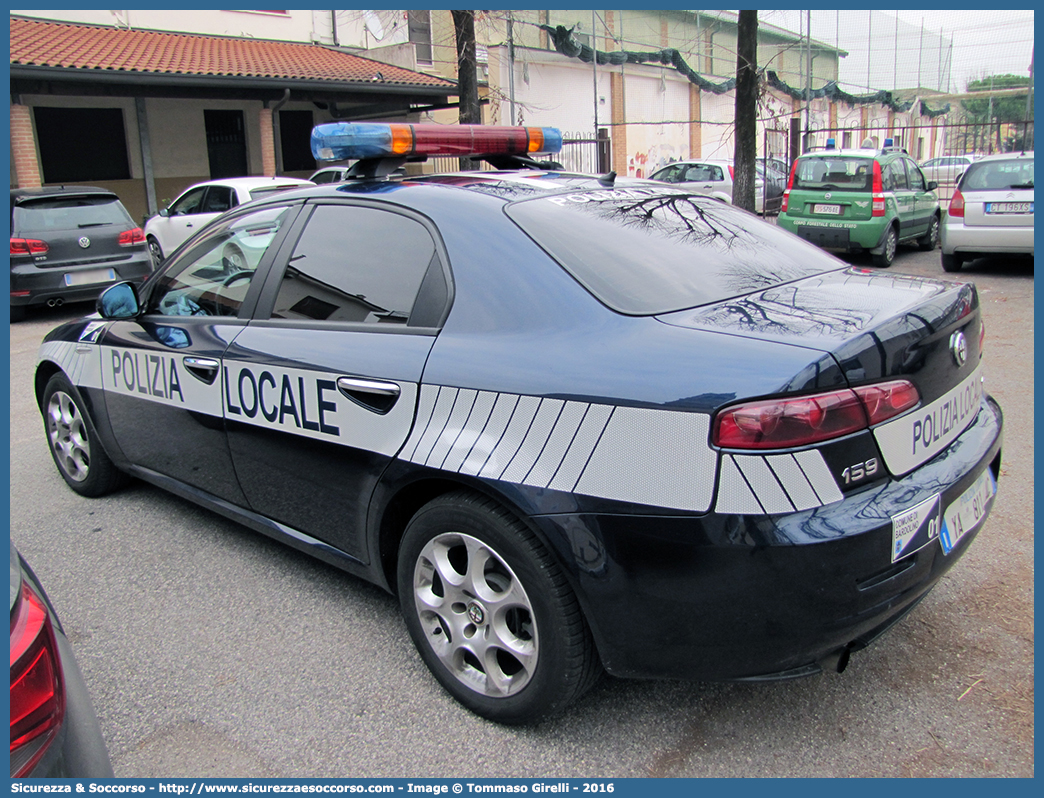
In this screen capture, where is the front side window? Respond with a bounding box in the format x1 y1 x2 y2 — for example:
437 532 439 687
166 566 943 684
148 205 293 317
906 160 926 191
270 204 438 325
169 187 207 216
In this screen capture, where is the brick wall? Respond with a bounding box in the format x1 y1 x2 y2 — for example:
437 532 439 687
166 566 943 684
259 107 276 177
10 104 42 187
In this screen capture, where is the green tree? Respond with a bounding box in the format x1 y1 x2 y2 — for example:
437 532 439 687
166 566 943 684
961 74 1032 153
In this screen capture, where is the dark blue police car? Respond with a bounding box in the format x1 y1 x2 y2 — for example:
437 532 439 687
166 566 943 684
35 123 1003 724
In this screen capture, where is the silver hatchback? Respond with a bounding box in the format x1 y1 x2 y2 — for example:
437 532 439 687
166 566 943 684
940 151 1034 272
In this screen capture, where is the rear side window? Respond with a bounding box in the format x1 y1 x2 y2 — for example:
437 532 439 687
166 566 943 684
271 204 439 325
506 187 843 315
793 157 872 192
14 195 131 234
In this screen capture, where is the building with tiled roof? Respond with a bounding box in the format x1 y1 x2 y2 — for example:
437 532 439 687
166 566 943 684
10 13 458 221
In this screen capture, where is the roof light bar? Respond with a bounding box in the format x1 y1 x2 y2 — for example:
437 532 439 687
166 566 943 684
311 123 563 162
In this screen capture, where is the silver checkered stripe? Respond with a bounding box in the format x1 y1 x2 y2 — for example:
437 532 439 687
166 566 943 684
715 450 843 515
399 385 717 512
38 339 103 390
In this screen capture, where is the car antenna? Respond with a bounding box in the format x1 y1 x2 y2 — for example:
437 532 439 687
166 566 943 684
597 171 617 187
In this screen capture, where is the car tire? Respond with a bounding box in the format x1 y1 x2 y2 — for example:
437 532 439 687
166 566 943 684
397 491 601 724
147 236 164 268
941 252 964 273
918 215 940 251
42 373 127 497
873 226 897 268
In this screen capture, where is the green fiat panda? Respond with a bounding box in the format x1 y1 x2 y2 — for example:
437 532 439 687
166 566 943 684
777 140 941 267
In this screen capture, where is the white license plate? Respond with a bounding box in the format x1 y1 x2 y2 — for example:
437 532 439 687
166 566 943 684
985 202 1033 214
814 204 841 215
940 468 997 554
64 268 116 287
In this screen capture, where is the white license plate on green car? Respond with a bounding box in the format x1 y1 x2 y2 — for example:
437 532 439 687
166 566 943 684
814 204 841 215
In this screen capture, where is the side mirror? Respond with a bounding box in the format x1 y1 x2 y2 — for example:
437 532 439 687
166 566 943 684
97 282 141 320
159 208 170 218
926 181 938 191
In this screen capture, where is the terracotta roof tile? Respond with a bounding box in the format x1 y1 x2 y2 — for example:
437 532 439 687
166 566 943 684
10 16 455 89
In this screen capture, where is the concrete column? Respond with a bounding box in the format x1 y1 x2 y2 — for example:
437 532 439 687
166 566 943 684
10 103 42 188
259 106 276 177
689 85 702 159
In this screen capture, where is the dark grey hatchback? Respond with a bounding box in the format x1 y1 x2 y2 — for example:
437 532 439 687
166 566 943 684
10 186 153 321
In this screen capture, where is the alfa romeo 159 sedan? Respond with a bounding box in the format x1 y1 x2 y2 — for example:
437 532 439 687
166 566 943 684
35 124 1003 724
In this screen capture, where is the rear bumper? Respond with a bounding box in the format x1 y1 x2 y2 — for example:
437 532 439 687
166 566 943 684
941 219 1034 256
533 396 1003 681
11 254 153 308
779 217 883 252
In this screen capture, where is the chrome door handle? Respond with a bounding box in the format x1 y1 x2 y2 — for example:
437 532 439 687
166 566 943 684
183 356 219 384
337 376 401 414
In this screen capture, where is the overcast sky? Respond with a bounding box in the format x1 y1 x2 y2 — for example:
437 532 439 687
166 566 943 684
760 9 1034 93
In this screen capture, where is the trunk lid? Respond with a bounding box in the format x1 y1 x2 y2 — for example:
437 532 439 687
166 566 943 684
656 268 982 405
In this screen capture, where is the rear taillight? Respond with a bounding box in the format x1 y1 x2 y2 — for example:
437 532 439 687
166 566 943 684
10 580 65 777
713 380 920 449
780 161 798 213
979 318 986 353
118 228 145 246
728 165 735 180
949 189 965 218
10 238 49 256
871 162 886 216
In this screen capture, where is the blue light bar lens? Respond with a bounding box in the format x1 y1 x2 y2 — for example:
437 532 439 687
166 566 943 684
311 123 395 161
538 128 563 154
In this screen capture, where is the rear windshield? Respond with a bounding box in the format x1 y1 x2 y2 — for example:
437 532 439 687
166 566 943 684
792 156 873 192
960 158 1034 191
505 187 844 315
14 195 131 234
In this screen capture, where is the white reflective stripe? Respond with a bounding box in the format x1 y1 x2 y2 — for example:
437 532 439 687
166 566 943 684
524 401 588 489
734 455 795 514
546 403 613 493
766 454 822 512
459 393 520 476
500 398 565 484
101 345 222 415
575 406 714 512
715 455 765 515
401 384 440 462
221 360 417 456
410 387 459 465
441 390 498 473
38 340 103 390
794 449 844 506
874 365 984 475
425 389 478 469
478 395 542 480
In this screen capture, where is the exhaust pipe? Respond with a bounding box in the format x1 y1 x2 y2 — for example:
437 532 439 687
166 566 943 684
47 298 64 308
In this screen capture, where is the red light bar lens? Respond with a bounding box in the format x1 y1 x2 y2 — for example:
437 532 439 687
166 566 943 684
311 123 563 162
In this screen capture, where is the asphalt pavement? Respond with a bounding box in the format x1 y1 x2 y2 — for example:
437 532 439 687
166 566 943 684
7 245 1033 778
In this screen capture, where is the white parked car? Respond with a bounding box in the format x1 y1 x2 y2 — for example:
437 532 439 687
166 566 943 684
920 154 976 184
941 151 1034 272
649 159 784 214
144 177 313 265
